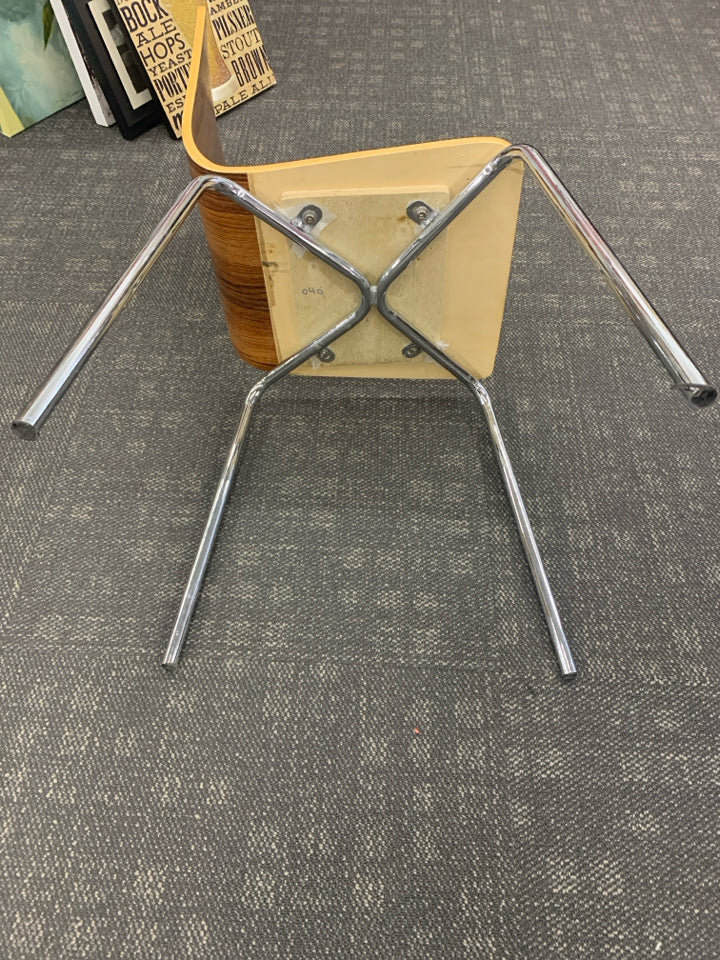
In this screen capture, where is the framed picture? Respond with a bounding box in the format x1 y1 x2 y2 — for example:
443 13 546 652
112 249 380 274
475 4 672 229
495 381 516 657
60 0 166 139
114 0 275 137
48 0 116 126
0 0 84 138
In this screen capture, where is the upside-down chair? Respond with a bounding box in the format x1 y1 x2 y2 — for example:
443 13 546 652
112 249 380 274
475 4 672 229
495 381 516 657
12 8 716 676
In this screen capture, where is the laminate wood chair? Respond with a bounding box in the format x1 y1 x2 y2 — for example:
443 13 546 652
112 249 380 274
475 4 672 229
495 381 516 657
13 8 716 677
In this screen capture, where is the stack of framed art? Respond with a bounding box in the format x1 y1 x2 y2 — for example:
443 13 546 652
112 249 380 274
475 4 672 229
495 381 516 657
54 0 274 139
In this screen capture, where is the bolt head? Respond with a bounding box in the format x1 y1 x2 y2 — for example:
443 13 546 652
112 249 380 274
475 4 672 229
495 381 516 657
406 201 434 225
402 343 422 359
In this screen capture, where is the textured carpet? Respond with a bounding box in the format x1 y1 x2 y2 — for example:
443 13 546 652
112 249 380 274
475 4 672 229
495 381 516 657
1 0 719 957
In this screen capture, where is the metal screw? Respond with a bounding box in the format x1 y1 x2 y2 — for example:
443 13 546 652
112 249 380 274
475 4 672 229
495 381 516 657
318 347 335 363
402 343 422 359
298 204 322 229
406 201 435 225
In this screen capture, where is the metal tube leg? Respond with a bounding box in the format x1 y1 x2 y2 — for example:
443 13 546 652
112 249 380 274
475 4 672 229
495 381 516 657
162 383 264 668
12 178 217 440
160 284 374 669
471 381 577 678
13 172 373 441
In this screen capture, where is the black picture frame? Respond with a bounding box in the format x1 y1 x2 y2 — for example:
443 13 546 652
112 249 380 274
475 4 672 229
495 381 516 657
61 0 167 139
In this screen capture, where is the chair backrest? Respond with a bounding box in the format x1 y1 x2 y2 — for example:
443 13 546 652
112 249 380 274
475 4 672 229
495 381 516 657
182 7 524 380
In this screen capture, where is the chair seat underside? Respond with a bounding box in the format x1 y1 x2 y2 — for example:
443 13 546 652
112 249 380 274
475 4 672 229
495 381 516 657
183 7 523 380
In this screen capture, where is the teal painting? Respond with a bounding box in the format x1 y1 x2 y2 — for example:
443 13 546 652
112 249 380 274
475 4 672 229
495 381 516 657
0 0 84 136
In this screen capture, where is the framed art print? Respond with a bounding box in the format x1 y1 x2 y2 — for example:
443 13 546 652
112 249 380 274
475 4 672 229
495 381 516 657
0 0 84 137
113 0 275 137
62 0 165 138
48 0 116 126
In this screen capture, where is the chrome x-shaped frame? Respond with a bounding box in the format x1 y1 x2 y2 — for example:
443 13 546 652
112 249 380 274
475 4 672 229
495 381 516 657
12 145 716 676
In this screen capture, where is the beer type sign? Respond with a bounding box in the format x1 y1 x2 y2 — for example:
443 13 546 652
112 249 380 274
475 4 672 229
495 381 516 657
113 0 275 136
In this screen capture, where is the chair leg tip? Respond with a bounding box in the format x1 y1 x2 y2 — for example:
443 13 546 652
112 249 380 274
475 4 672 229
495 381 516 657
12 420 38 441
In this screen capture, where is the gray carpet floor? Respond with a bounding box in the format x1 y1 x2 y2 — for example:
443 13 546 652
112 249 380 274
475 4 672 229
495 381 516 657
2 0 719 956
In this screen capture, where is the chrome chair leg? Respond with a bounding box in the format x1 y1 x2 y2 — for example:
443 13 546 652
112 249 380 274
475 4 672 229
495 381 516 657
162 383 263 668
162 303 374 668
471 380 576 677
12 173 373 441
